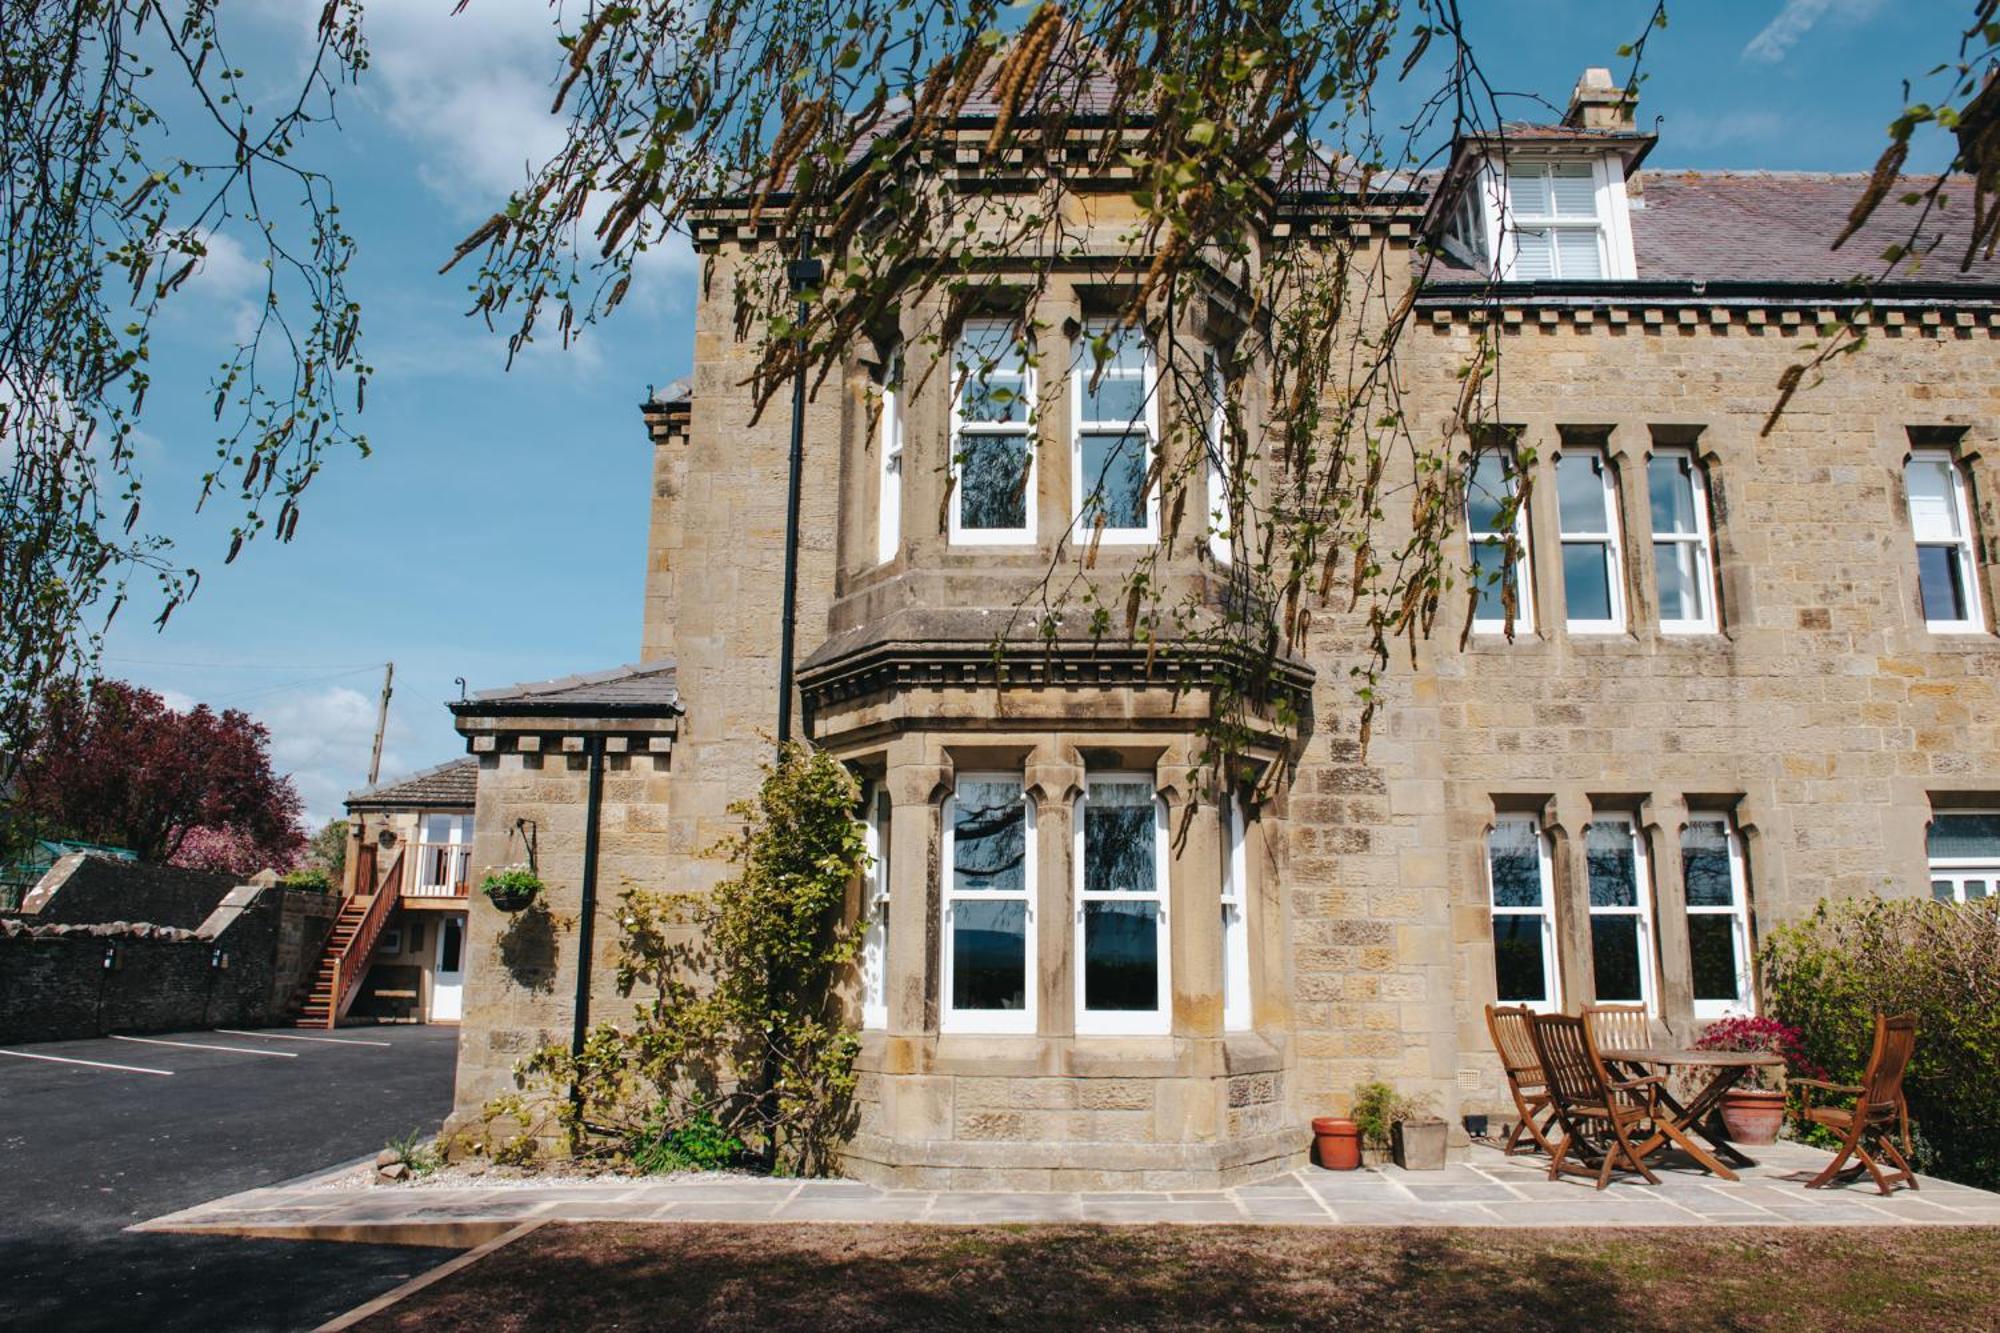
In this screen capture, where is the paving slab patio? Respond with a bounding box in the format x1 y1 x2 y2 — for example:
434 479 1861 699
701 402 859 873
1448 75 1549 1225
134 1139 2000 1244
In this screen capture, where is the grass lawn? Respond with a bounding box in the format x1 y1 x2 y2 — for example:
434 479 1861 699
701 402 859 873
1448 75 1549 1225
358 1222 2000 1331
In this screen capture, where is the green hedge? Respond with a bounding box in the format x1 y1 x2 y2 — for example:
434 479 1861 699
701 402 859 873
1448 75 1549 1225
1760 896 2000 1190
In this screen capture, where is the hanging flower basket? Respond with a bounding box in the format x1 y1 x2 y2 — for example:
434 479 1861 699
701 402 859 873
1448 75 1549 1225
480 866 543 913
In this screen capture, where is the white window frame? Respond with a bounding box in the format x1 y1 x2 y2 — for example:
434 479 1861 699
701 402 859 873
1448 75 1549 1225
859 784 891 1030
875 344 904 565
1584 813 1658 1013
940 773 1037 1035
1486 816 1561 1013
949 320 1037 546
1072 774 1172 1036
1927 809 2000 903
1219 794 1252 1031
1069 323 1159 546
1906 447 1985 634
1499 155 1636 282
1555 445 1626 634
1205 351 1233 567
414 812 474 895
1649 447 1720 635
1682 812 1754 1022
1468 447 1536 634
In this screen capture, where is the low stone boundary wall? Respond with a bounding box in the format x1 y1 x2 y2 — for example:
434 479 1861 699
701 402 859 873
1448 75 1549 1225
0 886 338 1043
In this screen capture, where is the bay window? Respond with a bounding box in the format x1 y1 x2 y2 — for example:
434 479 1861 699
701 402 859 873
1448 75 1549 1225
1074 776 1171 1035
1585 815 1656 1010
1906 449 1984 633
1682 814 1753 1020
951 321 1036 544
942 775 1035 1033
1468 448 1535 633
1071 324 1156 543
1648 448 1719 633
1487 817 1559 1010
1555 447 1625 633
1928 810 2000 903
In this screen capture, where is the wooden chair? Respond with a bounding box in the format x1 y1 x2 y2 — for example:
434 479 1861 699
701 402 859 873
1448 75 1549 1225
1485 1004 1561 1157
1582 1003 1657 1082
1530 1013 1714 1189
1795 1013 1920 1196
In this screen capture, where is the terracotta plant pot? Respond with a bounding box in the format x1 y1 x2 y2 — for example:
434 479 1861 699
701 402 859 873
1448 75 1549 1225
1717 1088 1787 1146
1312 1117 1362 1170
1392 1118 1449 1171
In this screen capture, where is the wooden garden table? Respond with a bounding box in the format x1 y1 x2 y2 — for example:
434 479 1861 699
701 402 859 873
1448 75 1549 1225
1600 1046 1785 1182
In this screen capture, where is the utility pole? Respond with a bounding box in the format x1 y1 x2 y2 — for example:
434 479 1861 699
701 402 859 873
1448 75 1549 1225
368 661 394 786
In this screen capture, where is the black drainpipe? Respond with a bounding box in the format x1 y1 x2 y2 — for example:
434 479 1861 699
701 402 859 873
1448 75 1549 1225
776 231 820 747
569 735 607 1089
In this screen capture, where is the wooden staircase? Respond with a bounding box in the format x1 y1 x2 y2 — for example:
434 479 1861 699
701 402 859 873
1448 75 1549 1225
295 851 402 1029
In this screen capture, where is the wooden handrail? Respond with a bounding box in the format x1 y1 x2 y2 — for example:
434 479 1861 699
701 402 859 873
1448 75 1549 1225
333 850 402 1023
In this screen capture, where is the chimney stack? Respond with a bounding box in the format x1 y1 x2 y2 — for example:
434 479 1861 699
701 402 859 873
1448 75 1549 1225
1563 67 1636 133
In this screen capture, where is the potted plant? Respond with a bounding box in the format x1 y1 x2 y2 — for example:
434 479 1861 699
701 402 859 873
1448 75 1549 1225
480 865 543 913
1692 1015 1822 1146
1352 1081 1447 1171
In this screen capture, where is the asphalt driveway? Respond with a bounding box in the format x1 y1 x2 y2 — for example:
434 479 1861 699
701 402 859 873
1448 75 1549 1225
0 1024 460 1331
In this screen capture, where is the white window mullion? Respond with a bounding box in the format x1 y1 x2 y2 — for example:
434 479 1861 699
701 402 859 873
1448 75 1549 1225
876 345 904 565
1219 795 1251 1031
941 775 1036 1034
1584 815 1657 1012
1906 448 1985 633
1556 447 1626 633
1487 816 1560 1012
1074 775 1171 1036
1683 813 1753 1021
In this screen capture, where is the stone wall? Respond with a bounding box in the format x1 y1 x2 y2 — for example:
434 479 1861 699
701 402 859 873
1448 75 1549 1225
0 885 339 1043
20 854 243 929
1281 266 2000 1133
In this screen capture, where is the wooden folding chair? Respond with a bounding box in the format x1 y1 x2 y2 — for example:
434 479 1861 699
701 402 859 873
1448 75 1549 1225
1485 1003 1561 1157
1583 1002 1657 1081
1530 1013 1717 1189
1795 1013 1920 1196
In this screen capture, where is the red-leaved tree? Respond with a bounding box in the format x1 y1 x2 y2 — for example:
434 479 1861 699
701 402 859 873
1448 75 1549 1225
12 680 305 873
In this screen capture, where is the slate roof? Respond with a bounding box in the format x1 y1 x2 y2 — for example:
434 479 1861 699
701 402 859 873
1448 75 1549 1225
453 660 682 717
1421 169 2000 289
1629 172 2000 287
345 756 478 812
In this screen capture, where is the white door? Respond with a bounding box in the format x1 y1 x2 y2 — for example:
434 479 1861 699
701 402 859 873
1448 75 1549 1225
431 914 465 1022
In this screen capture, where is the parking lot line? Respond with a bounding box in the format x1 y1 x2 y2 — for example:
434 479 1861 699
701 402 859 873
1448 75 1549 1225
110 1035 297 1058
0 1048 174 1076
214 1028 394 1048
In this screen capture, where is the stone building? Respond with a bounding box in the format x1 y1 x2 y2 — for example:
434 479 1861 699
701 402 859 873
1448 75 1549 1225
443 67 2000 1187
340 757 478 1023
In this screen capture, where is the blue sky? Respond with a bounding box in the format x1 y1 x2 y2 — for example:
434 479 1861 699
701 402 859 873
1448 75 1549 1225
98 0 1969 827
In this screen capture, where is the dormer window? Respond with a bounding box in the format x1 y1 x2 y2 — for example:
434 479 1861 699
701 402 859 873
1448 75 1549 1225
1505 160 1607 280
1439 150 1638 282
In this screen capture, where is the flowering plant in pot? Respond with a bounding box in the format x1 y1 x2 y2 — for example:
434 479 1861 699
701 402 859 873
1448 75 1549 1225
480 865 543 913
1692 1015 1824 1146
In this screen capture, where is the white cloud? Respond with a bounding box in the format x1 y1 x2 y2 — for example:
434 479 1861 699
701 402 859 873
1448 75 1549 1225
1661 109 1788 151
254 683 423 828
1742 0 1883 64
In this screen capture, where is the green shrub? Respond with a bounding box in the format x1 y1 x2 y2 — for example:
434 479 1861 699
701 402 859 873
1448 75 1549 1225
1351 1081 1434 1150
1761 896 2000 1189
505 743 866 1176
278 866 333 892
630 1109 745 1174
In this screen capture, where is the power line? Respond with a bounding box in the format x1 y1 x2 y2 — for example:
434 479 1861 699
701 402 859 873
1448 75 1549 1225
102 655 382 672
